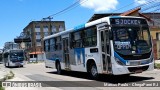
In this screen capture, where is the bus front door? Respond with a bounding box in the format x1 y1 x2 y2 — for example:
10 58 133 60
63 38 70 70
100 30 111 73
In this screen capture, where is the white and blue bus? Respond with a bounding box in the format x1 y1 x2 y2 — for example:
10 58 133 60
44 16 154 78
3 49 25 67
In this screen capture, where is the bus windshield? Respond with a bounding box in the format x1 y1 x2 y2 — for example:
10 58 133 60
112 26 152 55
10 50 24 61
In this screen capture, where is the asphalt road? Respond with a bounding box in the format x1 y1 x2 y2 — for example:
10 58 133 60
0 62 160 90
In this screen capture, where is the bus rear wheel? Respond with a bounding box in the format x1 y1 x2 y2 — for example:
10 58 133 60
89 63 98 79
56 62 62 75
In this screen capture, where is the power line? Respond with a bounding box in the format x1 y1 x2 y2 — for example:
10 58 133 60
50 0 81 17
121 0 159 14
111 2 135 13
141 1 160 12
42 0 88 20
52 0 88 17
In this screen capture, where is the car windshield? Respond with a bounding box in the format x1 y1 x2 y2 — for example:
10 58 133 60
112 26 152 55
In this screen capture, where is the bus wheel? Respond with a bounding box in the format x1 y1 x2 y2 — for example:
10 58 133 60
56 62 62 75
4 63 7 67
89 63 98 79
8 63 10 68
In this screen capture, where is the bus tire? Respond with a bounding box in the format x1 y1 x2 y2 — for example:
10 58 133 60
89 63 98 79
56 62 62 75
122 74 130 77
4 63 7 67
8 62 10 68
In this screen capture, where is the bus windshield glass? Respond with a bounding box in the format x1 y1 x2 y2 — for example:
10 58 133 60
10 50 24 61
112 26 152 55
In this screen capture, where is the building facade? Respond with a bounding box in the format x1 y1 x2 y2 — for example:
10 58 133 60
23 21 65 54
4 42 20 51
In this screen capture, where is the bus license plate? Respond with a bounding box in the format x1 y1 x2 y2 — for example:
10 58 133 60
16 62 21 65
135 69 143 73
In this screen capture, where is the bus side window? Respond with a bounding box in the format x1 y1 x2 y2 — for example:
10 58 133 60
70 33 74 49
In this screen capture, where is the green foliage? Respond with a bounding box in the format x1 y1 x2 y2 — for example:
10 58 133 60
155 63 160 69
0 82 5 90
0 70 15 90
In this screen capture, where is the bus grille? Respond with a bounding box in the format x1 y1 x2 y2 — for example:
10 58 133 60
118 51 151 60
129 60 150 66
128 65 149 73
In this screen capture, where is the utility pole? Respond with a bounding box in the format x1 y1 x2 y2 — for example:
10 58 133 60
42 16 53 35
42 16 53 21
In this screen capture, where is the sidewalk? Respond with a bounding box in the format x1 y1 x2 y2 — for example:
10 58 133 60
0 69 9 81
155 60 160 64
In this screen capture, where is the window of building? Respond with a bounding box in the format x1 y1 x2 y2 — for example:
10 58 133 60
36 39 41 46
30 54 33 58
43 26 49 32
36 39 41 42
36 35 41 39
35 25 40 28
44 32 49 36
51 25 57 34
36 42 41 46
43 26 48 28
36 32 41 35
59 25 64 32
35 28 40 32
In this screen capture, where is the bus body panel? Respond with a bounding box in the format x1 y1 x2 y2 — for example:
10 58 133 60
44 16 154 76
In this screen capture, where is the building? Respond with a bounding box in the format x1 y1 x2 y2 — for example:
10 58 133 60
88 8 160 59
3 42 20 51
23 21 65 61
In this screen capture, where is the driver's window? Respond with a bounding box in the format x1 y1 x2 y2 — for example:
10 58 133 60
117 28 129 40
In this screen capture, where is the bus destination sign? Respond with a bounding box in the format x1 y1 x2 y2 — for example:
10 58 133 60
110 18 147 25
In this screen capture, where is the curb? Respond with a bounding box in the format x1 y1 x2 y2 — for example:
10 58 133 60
0 71 7 81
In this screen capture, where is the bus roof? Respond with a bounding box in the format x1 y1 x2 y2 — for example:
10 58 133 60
43 16 146 40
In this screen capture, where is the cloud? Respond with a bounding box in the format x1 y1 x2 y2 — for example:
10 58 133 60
80 0 118 12
0 46 3 49
134 0 147 5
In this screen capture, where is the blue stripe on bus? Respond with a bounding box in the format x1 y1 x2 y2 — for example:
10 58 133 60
47 58 60 61
114 52 128 64
74 24 85 31
110 16 121 18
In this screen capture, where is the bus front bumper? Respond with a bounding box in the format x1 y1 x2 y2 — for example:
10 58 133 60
112 61 154 75
9 61 24 67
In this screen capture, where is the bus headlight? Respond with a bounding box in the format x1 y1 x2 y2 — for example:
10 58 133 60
115 58 125 66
